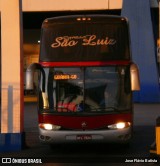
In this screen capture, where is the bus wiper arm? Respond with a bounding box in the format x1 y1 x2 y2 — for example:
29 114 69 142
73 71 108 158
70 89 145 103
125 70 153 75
88 107 121 112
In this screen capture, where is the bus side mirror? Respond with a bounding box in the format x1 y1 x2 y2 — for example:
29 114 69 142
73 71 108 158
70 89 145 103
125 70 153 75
26 63 48 108
26 63 45 92
130 63 140 91
26 63 37 90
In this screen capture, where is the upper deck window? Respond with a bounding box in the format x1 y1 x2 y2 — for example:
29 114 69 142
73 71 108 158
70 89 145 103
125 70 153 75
40 16 130 62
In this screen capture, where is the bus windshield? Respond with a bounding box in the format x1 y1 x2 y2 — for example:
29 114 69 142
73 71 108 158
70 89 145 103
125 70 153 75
39 66 131 113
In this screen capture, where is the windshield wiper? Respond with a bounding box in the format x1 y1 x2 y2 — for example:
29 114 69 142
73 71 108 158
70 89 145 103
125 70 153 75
87 107 121 113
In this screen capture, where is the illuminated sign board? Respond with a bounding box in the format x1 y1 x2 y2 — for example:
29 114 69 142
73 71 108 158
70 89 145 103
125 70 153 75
40 17 130 62
54 74 78 80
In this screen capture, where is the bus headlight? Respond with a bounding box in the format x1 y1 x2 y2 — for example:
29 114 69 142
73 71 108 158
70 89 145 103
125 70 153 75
39 123 61 130
108 122 131 129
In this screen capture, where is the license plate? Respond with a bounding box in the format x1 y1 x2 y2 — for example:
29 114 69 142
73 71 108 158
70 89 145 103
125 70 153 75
76 135 92 140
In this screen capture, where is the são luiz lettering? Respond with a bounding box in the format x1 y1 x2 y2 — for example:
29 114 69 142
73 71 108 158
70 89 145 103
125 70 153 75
51 35 117 48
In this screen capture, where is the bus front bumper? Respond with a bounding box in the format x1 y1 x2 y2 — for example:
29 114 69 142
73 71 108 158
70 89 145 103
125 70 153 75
39 127 132 144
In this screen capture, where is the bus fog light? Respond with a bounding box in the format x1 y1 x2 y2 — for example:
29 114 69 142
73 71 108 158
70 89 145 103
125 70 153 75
108 122 131 129
39 135 51 141
39 123 61 130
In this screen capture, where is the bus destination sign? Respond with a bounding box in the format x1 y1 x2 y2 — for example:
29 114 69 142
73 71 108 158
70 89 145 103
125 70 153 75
54 74 78 80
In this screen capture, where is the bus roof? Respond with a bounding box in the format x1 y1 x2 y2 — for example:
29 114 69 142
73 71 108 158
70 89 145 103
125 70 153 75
42 15 128 28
